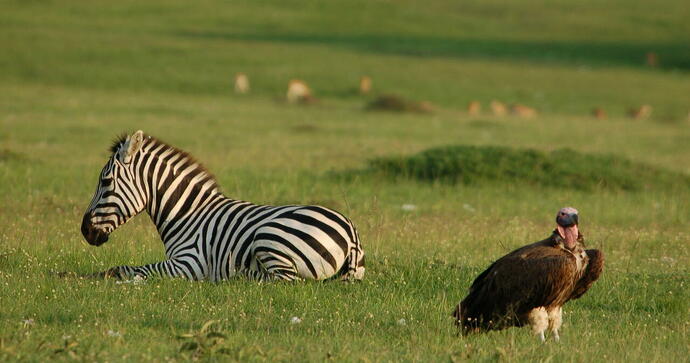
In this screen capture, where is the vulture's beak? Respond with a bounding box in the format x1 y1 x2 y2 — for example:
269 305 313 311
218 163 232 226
557 212 578 228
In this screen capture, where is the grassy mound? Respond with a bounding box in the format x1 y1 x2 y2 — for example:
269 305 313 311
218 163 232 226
367 145 690 191
366 95 434 113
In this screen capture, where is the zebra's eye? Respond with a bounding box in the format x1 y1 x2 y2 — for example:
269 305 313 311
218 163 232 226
101 177 113 187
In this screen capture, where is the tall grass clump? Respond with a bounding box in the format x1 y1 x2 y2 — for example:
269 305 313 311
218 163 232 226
367 145 690 191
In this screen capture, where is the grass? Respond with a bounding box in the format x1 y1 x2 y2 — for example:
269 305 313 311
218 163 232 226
1 0 689 361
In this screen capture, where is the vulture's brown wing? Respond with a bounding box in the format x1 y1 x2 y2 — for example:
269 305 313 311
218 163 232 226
459 249 578 331
569 249 604 300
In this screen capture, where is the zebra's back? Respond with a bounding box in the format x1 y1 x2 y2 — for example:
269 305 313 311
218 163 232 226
206 202 364 281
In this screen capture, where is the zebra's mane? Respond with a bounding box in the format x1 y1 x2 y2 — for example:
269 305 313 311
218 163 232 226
110 132 221 192
110 133 129 154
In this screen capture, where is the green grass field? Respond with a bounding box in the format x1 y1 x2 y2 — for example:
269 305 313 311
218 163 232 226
1 0 689 361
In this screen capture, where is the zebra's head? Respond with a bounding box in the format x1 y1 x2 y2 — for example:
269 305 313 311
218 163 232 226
81 130 148 246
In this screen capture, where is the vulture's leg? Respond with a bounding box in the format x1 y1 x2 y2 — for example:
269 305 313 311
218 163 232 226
547 307 563 342
528 307 548 343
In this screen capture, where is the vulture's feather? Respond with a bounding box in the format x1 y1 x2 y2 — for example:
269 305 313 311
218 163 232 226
570 249 604 300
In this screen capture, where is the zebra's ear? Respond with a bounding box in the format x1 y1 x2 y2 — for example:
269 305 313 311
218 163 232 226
120 130 145 163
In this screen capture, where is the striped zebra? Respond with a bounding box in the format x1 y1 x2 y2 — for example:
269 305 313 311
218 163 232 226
80 130 365 282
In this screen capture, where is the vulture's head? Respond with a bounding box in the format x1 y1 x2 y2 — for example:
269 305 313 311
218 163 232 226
556 207 579 249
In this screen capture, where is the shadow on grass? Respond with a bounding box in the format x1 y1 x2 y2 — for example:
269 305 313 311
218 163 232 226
176 31 690 71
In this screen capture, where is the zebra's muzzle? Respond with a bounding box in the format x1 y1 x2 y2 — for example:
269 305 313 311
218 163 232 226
81 213 109 246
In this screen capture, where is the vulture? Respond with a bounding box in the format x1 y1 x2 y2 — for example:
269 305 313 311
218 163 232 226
453 207 604 342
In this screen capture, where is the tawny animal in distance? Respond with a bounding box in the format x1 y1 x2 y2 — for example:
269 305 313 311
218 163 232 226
646 52 658 68
359 76 372 94
234 73 250 94
510 104 537 118
592 107 607 120
467 101 481 116
628 105 652 120
453 207 604 342
490 100 507 116
286 79 316 104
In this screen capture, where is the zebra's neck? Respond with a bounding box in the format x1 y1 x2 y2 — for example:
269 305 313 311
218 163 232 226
138 139 225 241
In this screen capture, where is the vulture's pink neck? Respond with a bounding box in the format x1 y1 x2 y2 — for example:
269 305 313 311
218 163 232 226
557 224 579 250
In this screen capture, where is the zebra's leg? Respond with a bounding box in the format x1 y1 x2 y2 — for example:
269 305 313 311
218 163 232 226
91 258 203 280
243 250 301 282
238 266 299 282
89 265 140 280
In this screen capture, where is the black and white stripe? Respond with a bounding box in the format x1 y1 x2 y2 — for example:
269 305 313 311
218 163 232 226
81 130 365 281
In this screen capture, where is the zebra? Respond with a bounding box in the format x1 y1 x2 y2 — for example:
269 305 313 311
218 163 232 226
80 130 365 282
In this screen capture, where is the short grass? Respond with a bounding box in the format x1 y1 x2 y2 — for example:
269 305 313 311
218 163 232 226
1 0 689 361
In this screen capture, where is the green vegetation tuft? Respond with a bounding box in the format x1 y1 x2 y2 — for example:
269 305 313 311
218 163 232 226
368 145 690 191
0 148 25 162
